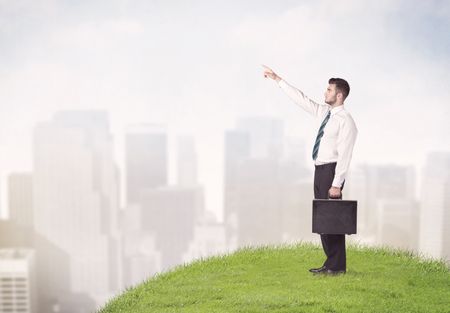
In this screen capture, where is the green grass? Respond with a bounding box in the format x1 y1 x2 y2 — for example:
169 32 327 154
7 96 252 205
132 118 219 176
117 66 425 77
98 242 450 313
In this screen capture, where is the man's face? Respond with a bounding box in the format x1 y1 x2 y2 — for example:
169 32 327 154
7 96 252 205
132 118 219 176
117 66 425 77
324 84 338 105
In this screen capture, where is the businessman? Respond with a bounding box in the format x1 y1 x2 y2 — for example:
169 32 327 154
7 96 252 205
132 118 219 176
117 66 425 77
262 65 358 275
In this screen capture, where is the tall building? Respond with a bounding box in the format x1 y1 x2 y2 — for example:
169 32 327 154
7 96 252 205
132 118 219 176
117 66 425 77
0 249 36 313
347 164 416 244
123 126 206 282
224 118 312 248
345 166 368 237
236 116 284 160
279 180 315 243
125 124 168 205
279 136 312 242
176 135 205 219
33 111 120 306
233 158 284 246
8 173 33 229
140 187 197 270
120 203 162 288
0 203 95 313
223 130 250 248
419 151 450 260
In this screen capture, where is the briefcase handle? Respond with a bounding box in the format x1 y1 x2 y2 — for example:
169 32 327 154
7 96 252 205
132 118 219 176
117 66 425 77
328 192 342 200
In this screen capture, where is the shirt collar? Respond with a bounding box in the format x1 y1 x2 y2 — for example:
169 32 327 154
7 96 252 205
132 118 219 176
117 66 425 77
329 104 345 116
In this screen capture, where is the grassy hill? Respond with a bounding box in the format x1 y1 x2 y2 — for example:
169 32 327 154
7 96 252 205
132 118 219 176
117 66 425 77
98 243 450 313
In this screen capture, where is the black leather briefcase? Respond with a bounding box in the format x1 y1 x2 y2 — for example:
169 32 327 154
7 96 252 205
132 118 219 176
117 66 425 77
312 199 357 234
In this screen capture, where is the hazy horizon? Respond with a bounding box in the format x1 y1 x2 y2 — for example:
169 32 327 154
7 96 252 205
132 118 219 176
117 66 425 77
1 0 449 220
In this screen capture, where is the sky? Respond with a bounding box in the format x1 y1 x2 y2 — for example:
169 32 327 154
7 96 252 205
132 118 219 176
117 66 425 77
0 0 449 219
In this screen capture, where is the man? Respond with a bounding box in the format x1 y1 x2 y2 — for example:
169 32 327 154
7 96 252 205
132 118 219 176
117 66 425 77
262 65 358 275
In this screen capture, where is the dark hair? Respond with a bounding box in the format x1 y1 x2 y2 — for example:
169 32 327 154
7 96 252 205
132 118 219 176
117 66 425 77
328 78 350 100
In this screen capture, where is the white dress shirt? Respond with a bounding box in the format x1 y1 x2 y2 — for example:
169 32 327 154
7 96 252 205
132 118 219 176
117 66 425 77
278 79 358 188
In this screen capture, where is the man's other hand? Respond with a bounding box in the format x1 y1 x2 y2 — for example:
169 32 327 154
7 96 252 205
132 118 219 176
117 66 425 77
262 64 281 82
328 186 342 199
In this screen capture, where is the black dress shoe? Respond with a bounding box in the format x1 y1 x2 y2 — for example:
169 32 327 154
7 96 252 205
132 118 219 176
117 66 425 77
309 266 327 274
325 269 346 275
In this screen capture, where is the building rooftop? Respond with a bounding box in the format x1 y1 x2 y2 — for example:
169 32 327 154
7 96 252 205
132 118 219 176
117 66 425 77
0 249 34 259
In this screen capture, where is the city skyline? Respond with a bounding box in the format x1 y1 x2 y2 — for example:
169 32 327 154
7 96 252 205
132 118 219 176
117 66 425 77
0 109 445 221
1 109 448 254
0 109 448 312
1 0 450 221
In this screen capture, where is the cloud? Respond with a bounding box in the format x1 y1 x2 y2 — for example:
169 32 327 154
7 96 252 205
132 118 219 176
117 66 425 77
0 0 449 218
225 0 450 167
53 19 144 48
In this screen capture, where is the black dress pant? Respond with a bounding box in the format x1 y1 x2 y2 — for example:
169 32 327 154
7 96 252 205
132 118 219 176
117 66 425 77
313 162 346 271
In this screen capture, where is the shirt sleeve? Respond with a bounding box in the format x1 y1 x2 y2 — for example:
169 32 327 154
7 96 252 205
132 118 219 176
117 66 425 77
332 115 358 188
278 79 329 117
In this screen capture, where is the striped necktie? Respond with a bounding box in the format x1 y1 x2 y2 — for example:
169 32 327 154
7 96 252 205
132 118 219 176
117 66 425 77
312 110 331 160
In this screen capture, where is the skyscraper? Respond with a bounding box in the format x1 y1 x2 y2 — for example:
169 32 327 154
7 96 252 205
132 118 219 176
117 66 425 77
419 151 450 260
236 116 284 160
233 157 284 246
224 117 312 247
348 164 416 242
0 249 36 313
0 220 76 313
223 130 250 248
33 111 120 306
140 187 197 270
125 124 168 205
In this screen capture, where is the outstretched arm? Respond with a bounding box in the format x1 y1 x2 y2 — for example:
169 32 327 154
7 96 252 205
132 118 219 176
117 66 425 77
262 65 328 118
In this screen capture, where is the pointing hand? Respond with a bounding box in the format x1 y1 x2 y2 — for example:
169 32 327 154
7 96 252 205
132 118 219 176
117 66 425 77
262 64 281 82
